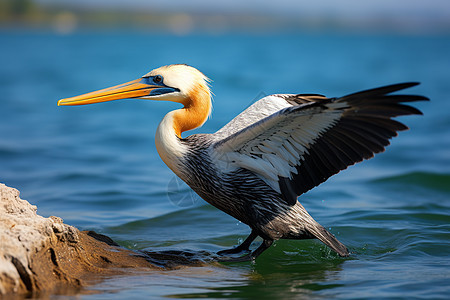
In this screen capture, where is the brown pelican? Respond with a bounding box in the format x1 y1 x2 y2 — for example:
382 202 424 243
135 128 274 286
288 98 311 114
58 64 427 261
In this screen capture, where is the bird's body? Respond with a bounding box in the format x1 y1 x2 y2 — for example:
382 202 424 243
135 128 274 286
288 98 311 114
59 64 427 261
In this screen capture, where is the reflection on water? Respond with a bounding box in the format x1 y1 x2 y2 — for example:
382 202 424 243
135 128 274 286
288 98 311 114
88 246 347 299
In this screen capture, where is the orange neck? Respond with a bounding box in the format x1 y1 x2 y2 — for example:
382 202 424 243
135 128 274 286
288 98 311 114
172 84 211 138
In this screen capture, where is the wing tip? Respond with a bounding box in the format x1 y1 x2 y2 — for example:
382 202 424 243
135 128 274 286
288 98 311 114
342 81 428 100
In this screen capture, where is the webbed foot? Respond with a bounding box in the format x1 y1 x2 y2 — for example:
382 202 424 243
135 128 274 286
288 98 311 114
217 253 253 262
217 230 258 256
217 239 273 263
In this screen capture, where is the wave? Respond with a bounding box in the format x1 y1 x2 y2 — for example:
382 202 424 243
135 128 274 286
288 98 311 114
371 171 450 193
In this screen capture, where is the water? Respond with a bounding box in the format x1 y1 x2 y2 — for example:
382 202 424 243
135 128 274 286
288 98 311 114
1 30 449 299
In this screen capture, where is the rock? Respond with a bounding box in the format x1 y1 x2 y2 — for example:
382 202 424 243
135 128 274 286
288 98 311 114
0 183 205 297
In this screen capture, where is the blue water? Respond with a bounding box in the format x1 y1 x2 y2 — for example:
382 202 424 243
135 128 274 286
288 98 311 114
1 30 450 299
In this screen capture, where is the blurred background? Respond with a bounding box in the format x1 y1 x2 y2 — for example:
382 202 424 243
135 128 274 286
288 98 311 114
2 0 450 34
1 0 449 299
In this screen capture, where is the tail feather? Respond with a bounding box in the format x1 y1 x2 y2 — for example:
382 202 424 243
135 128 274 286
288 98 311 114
308 224 349 257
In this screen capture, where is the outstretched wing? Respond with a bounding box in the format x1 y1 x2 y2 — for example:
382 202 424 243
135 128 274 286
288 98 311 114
213 93 327 140
213 82 428 205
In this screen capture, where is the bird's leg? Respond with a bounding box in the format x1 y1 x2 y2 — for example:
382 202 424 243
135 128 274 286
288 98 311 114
250 239 273 259
218 239 273 262
217 230 258 255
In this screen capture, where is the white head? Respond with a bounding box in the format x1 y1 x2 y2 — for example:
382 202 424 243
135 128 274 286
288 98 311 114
142 64 211 103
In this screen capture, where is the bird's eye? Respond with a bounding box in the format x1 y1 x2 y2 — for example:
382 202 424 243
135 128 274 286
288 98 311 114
153 75 163 84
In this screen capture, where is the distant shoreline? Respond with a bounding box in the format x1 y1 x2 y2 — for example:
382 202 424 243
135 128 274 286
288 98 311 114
2 0 450 35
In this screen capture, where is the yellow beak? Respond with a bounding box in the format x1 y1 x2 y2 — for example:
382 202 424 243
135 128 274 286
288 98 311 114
57 78 159 106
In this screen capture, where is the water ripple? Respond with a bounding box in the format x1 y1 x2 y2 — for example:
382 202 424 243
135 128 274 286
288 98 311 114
371 171 450 193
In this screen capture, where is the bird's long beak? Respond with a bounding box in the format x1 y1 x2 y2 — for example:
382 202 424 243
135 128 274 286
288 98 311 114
57 78 160 106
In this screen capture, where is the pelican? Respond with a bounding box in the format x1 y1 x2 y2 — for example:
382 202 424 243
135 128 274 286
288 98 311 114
58 64 427 261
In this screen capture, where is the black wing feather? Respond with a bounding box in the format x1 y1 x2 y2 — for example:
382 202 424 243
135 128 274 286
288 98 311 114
280 82 428 205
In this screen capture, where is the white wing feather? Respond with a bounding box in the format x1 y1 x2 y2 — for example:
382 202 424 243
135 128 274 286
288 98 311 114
212 98 346 192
